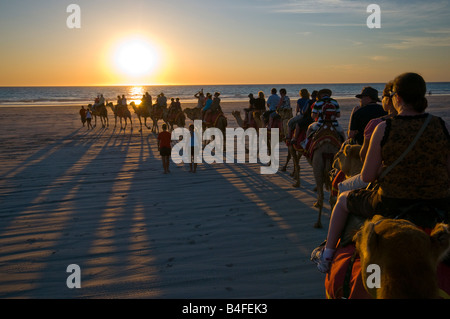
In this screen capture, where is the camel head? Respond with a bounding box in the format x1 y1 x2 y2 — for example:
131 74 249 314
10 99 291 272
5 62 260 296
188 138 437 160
183 108 201 121
332 144 363 178
231 110 242 119
354 215 450 299
279 108 293 120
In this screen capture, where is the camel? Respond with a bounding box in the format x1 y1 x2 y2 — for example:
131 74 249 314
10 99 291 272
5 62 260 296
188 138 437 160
163 108 186 131
269 108 293 139
130 101 151 132
332 144 363 179
264 108 293 157
282 128 307 188
354 215 450 299
149 104 166 133
305 124 342 228
183 107 202 122
329 144 363 208
87 104 108 128
203 111 228 136
107 102 133 130
231 110 264 129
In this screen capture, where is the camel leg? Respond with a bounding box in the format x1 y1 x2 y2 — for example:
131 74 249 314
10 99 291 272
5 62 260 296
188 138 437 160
138 116 143 132
314 181 324 228
312 155 324 228
315 204 323 229
292 151 301 188
281 150 291 172
129 117 133 130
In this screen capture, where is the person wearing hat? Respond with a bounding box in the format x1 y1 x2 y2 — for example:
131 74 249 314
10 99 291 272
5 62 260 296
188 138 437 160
348 86 387 145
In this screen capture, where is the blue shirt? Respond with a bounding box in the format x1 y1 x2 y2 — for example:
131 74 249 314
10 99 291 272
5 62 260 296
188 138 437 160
296 98 311 115
267 94 280 111
203 99 213 111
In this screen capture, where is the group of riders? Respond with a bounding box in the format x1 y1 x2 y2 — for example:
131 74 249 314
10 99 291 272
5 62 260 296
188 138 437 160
88 91 183 121
86 87 345 143
240 87 347 152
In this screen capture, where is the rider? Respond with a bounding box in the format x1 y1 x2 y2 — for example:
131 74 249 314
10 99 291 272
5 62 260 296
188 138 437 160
263 88 280 126
98 94 105 109
116 95 122 111
301 89 345 148
121 95 127 111
195 89 206 109
145 92 152 108
157 93 167 109
202 93 213 121
243 93 256 129
92 95 100 111
268 88 290 129
168 97 182 119
203 92 221 124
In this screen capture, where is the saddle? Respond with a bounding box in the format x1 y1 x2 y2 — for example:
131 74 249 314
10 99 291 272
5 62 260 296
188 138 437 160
168 110 181 122
205 111 225 127
305 125 341 161
246 111 260 129
286 128 306 151
153 106 164 119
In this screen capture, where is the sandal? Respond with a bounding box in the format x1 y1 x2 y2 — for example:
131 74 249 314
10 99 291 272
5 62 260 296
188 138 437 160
311 241 332 273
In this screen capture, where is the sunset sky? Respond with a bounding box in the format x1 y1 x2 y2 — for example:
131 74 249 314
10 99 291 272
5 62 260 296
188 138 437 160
1 0 449 86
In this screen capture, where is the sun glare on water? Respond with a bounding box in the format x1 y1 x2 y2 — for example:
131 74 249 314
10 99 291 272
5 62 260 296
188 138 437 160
114 37 159 77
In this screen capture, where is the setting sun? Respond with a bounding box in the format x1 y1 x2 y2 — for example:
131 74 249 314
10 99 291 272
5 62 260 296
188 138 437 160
113 36 159 77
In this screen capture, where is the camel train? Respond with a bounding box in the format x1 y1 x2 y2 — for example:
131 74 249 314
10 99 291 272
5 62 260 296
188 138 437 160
82 93 227 135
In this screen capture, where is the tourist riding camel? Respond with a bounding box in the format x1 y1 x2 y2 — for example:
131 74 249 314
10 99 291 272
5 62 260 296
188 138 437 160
312 72 450 274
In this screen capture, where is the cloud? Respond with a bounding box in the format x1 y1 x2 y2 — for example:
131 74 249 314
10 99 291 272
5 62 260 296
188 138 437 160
273 0 365 14
384 36 450 50
369 56 392 62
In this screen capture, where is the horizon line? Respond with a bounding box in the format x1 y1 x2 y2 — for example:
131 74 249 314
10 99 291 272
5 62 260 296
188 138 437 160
3 80 450 88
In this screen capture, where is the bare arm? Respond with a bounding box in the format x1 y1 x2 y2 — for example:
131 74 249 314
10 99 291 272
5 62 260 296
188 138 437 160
361 122 386 183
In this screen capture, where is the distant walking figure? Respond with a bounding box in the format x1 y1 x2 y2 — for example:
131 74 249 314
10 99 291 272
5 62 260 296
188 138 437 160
86 108 93 129
157 124 172 174
79 105 87 127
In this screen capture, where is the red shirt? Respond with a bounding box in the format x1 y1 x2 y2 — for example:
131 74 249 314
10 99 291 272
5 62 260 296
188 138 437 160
157 131 172 148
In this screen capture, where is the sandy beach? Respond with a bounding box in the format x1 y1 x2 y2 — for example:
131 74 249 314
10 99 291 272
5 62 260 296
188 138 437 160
0 95 448 299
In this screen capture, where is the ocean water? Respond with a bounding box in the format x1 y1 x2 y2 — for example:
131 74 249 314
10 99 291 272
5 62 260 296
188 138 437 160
1 83 449 106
